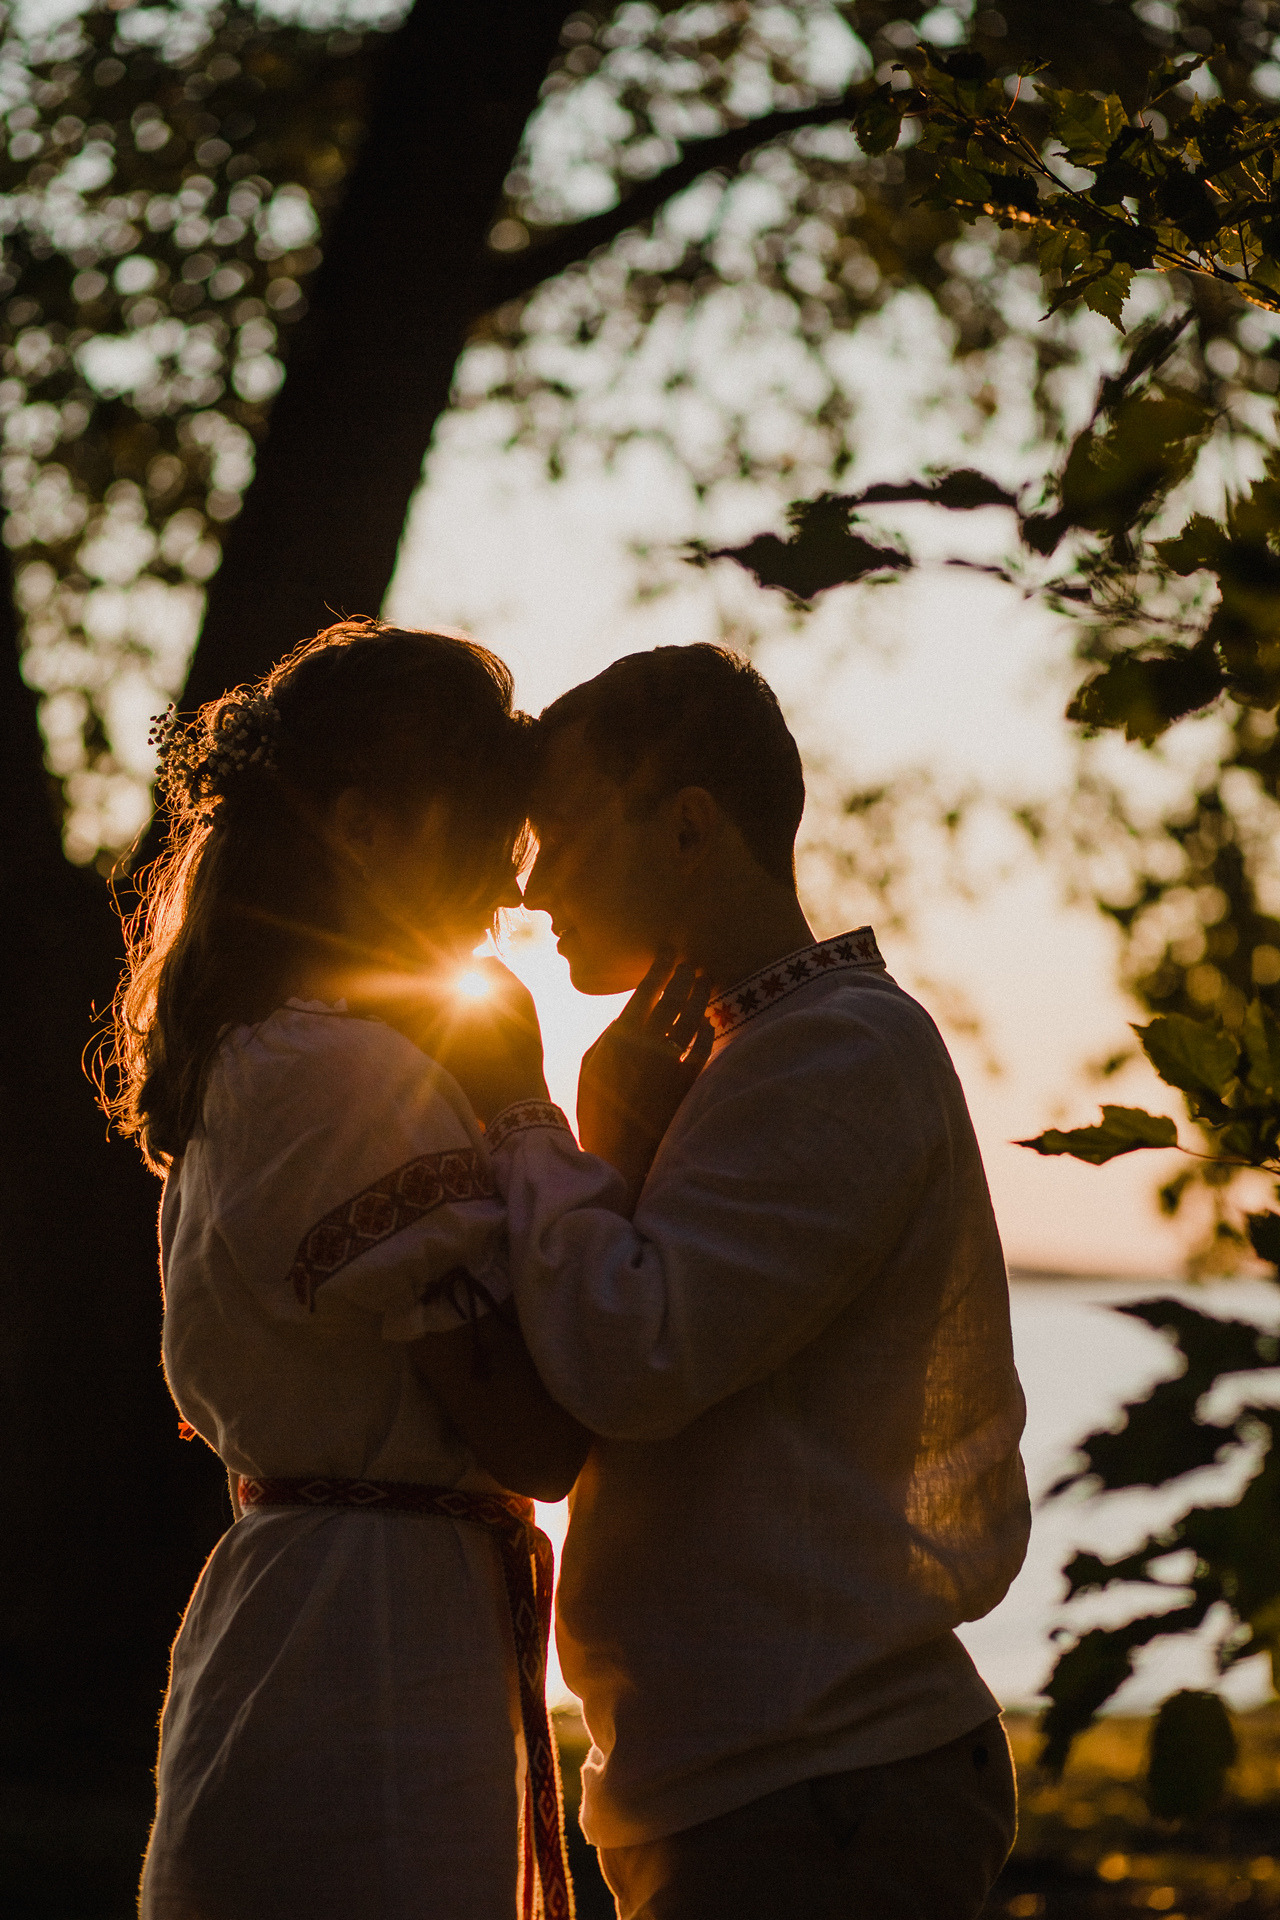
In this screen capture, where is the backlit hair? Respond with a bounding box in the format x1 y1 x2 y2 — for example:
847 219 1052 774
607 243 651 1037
102 619 530 1171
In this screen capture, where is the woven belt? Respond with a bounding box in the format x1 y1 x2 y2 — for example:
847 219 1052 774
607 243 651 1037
237 1475 574 1920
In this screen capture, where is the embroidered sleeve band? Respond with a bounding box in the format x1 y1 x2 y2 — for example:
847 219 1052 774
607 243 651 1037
486 1101 574 1155
288 1148 495 1311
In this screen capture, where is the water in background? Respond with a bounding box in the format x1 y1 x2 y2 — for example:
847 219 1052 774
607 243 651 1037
538 1275 1280 1715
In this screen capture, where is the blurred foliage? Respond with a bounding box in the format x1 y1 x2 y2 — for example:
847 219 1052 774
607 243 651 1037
902 37 1280 330
477 0 1280 483
697 9 1280 1804
0 0 397 862
1148 1689 1239 1822
701 30 1280 1254
999 1705 1280 1915
1019 996 1280 1782
7 0 1280 868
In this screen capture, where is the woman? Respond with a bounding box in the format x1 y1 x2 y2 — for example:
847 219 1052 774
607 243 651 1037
108 620 589 1920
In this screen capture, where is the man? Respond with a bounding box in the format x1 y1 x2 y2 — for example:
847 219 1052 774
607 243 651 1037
485 644 1030 1919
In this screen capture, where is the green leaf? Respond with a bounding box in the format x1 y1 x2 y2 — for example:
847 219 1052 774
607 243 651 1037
1101 223 1158 270
850 470 1020 512
1092 126 1158 207
1039 1607 1205 1773
1155 512 1227 576
1062 1543 1174 1595
698 495 910 602
936 47 989 83
853 88 903 158
1145 52 1211 104
1043 1434 1280 1768
1218 1119 1262 1159
1194 95 1250 178
1207 580 1280 713
1097 311 1195 410
1082 262 1134 329
1147 1691 1237 1821
1036 224 1079 274
1058 390 1212 538
1242 997 1280 1100
1240 1595 1280 1693
1122 1297 1269 1385
1050 1295 1259 1495
1040 86 1129 166
1154 165 1222 246
1247 1210 1280 1269
1017 1104 1176 1164
1179 1428 1280 1621
909 41 1001 115
1054 1382 1237 1495
935 155 995 205
1019 508 1070 556
1045 265 1109 320
1136 1013 1240 1099
1067 642 1224 742
984 168 1040 217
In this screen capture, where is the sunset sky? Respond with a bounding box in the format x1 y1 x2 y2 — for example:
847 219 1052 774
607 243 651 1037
386 391 1212 1280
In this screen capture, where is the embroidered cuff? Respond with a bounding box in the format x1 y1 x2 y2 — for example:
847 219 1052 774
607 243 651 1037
287 1148 496 1312
486 1100 574 1153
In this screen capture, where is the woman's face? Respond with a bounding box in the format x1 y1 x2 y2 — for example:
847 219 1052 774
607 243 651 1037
333 789 522 964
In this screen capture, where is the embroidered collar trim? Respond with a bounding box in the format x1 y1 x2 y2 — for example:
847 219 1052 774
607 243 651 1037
705 927 884 1041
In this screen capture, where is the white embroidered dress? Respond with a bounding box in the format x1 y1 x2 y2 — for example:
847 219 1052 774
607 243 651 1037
140 1003 525 1920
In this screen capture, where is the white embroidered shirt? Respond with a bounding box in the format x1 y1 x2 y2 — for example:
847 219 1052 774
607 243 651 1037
488 929 1031 1850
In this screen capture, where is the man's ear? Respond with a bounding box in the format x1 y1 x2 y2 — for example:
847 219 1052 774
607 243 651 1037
670 786 721 865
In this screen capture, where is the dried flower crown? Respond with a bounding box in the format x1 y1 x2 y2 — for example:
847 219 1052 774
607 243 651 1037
150 689 281 812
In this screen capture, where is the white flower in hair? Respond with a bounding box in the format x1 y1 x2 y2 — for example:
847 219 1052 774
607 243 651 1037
151 689 280 812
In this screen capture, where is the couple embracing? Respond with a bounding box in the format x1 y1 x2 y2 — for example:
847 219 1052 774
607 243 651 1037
117 620 1030 1920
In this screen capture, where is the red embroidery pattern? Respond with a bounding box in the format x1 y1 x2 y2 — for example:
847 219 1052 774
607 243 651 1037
706 927 885 1041
288 1149 495 1310
486 1101 574 1155
238 1476 575 1920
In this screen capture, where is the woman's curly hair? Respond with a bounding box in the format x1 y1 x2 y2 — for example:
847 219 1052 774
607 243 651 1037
101 619 531 1172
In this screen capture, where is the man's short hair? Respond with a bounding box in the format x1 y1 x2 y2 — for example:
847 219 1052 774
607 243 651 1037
538 645 805 886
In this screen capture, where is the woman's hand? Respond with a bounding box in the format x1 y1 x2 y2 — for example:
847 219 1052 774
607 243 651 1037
424 960 549 1127
578 957 714 1209
408 1301 591 1502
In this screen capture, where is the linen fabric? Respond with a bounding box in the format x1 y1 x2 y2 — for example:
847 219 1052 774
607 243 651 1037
488 930 1031 1852
141 1002 526 1920
596 1715 1018 1920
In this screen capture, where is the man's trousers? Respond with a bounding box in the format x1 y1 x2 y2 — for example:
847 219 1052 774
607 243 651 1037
596 1715 1017 1920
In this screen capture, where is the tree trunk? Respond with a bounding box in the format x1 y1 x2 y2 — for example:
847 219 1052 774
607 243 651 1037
0 534 228 1792
183 0 571 707
1 10 571 1903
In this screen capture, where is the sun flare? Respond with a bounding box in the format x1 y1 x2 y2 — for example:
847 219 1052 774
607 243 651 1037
455 968 490 1001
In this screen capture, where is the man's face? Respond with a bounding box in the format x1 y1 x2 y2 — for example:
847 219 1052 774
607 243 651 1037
524 723 676 994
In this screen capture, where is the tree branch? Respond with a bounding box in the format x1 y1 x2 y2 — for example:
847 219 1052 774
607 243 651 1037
475 94 862 311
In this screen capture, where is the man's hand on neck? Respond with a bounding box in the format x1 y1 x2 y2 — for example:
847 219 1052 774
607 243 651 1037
577 959 715 1209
